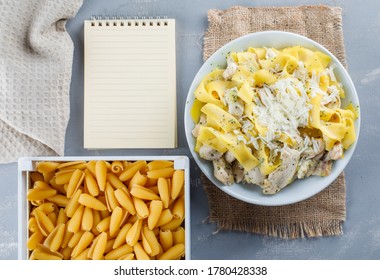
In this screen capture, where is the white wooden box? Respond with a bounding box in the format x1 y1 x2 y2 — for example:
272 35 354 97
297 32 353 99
18 156 191 260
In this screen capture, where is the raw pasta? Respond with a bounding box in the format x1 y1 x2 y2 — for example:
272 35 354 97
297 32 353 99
26 159 186 260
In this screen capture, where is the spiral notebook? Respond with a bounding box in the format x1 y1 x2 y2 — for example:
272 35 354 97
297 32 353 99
84 18 177 149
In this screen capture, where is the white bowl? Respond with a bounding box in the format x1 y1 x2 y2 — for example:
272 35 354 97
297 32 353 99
184 31 360 206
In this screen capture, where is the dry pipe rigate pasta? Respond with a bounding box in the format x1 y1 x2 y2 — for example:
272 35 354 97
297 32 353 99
21 158 188 260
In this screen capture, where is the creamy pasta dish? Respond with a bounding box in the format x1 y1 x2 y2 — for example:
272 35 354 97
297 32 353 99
191 46 358 194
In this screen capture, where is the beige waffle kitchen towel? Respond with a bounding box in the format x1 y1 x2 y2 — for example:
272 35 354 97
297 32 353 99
0 0 83 163
202 5 347 238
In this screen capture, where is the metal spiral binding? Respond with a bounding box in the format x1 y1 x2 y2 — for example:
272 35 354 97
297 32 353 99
89 15 169 27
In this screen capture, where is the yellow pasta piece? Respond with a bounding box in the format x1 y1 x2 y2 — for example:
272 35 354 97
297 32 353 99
105 243 134 260
28 216 38 233
106 173 126 190
61 246 73 260
133 242 150 260
155 243 164 260
96 216 111 233
67 205 84 233
78 193 107 211
126 218 143 246
27 230 44 250
111 161 124 174
232 66 254 85
206 80 238 101
159 230 173 252
257 141 280 176
148 200 163 230
48 212 57 226
236 51 260 70
130 185 160 200
68 230 85 248
105 238 116 254
34 209 55 236
71 248 91 260
155 209 173 228
54 170 74 186
105 182 119 212
57 161 86 170
36 161 60 174
88 232 107 260
71 231 94 258
109 206 123 237
157 178 170 209
147 186 159 195
142 226 161 257
119 160 147 182
27 187 57 202
56 208 68 225
247 47 266 59
61 228 74 249
30 202 57 216
201 103 241 132
42 171 56 185
194 69 225 107
128 171 148 190
160 216 184 231
32 180 51 189
237 81 254 104
114 188 136 215
342 118 356 149
46 194 68 207
66 169 85 199
118 253 135 260
190 98 205 124
31 245 63 260
321 120 347 139
47 223 65 252
86 160 97 177
196 126 229 153
81 206 93 231
95 160 108 191
65 188 82 218
172 195 185 219
132 196 149 219
147 167 175 179
84 169 100 197
141 229 152 255
172 227 185 245
158 243 185 260
48 177 66 195
171 170 184 200
220 133 259 170
91 209 102 235
113 223 132 249
147 160 174 171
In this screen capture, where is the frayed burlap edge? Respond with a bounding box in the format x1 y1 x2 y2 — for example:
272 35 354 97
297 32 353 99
207 217 344 239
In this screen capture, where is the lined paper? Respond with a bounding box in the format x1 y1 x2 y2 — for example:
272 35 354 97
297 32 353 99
84 19 177 149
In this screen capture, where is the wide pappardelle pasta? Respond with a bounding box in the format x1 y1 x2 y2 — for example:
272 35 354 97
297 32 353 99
27 160 185 260
191 46 358 194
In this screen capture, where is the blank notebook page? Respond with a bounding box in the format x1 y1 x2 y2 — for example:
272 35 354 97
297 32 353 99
84 18 177 149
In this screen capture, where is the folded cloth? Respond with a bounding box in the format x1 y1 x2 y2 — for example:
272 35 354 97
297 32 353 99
202 5 347 238
0 0 83 163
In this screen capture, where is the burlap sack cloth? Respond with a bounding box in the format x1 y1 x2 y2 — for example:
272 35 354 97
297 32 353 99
0 0 83 163
202 5 347 238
